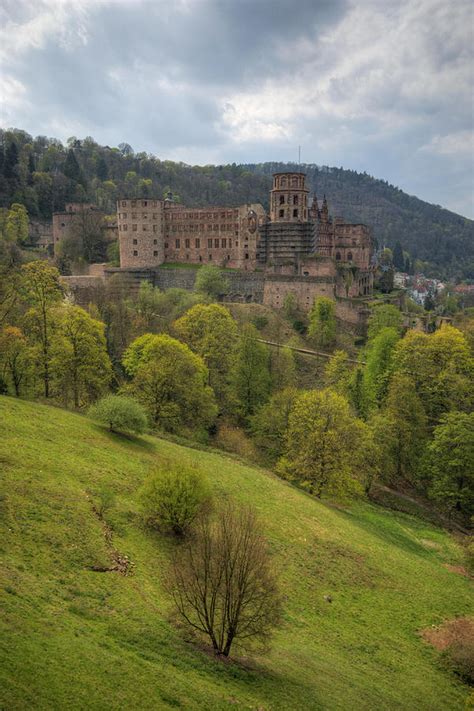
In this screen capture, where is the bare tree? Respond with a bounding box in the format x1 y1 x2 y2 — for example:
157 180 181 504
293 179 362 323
167 501 282 657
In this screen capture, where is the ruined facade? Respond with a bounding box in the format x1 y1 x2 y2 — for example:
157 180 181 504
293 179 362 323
115 172 374 321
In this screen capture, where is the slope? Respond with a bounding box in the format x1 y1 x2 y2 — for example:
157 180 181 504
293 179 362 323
0 396 472 710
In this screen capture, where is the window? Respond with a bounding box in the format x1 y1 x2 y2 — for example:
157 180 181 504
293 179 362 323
208 254 212 260
143 200 148 206
279 195 285 205
133 239 138 245
279 209 284 218
293 209 298 218
121 200 126 207
195 238 200 248
153 239 157 245
153 225 157 232
175 239 180 248
185 238 190 248
336 252 341 261
164 242 169 248
131 200 136 207
293 195 298 205
214 238 219 248
347 252 353 261
123 212 128 219
133 250 138 256
61 222 65 228
199 255 202 262
245 253 249 259
153 251 158 257
208 239 212 248
132 224 137 231
123 224 128 231
221 238 226 248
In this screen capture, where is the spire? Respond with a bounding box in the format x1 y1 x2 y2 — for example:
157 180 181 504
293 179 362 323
321 194 329 221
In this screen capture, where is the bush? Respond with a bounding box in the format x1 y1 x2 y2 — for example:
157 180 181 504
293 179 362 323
88 395 148 434
442 635 474 684
140 464 211 536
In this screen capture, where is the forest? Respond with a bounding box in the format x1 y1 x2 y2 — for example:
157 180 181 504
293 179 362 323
1 127 472 280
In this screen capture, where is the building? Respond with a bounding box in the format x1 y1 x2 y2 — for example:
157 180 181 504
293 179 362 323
113 172 375 327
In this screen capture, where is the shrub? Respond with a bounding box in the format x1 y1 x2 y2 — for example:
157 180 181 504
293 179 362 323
442 635 474 684
140 464 211 536
88 394 148 434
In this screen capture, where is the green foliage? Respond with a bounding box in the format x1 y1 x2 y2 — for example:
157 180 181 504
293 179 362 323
173 303 238 406
392 325 474 424
367 304 404 340
371 374 427 484
50 305 112 408
308 297 336 349
5 204 29 244
362 327 400 413
231 323 271 420
270 344 296 391
250 387 299 464
88 394 148 435
194 265 228 299
324 349 351 396
393 241 405 270
425 412 474 517
140 464 210 536
0 325 31 397
123 333 217 434
279 388 368 498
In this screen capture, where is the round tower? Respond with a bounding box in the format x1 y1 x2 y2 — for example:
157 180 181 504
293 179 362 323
269 172 309 222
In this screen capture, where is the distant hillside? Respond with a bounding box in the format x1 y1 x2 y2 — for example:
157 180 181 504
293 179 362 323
1 128 472 279
1 396 472 710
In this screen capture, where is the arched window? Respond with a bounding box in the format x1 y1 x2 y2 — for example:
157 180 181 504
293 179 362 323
293 195 298 205
335 252 341 261
279 195 285 205
347 251 353 261
281 177 287 187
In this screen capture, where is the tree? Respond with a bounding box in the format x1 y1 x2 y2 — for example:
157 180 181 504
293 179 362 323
0 326 31 396
21 261 63 397
50 305 112 407
89 394 147 434
173 303 238 405
324 349 351 396
168 501 282 656
5 204 29 244
392 325 473 425
367 304 403 340
63 148 82 182
362 327 400 413
425 412 474 517
270 343 296 391
250 387 298 464
231 324 271 420
279 388 368 498
371 374 427 484
194 265 228 300
140 464 211 536
62 206 107 264
123 334 217 434
308 297 336 349
393 241 405 270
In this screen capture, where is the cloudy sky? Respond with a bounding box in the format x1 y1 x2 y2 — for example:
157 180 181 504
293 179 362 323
1 0 473 217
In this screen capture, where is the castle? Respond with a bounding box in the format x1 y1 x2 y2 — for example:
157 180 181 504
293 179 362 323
115 172 374 330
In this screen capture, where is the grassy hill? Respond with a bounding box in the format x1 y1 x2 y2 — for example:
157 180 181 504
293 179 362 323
0 396 472 710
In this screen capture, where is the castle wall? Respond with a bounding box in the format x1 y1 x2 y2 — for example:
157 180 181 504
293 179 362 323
117 199 165 268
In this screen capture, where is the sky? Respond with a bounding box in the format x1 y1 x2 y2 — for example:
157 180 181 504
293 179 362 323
1 0 473 218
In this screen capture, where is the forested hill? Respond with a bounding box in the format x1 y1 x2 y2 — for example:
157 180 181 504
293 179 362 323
1 128 472 279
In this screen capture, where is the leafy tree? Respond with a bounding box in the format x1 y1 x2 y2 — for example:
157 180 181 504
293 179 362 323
283 292 298 320
392 325 474 424
194 265 229 300
371 374 427 484
250 387 298 464
270 343 296 391
367 304 403 340
308 297 336 349
362 327 400 413
279 388 369 497
63 148 82 182
4 141 19 181
5 203 29 244
123 333 217 433
324 349 351 396
61 206 107 264
173 303 238 405
0 325 31 396
231 324 271 420
89 394 147 434
168 501 282 656
393 241 405 270
425 412 474 517
50 305 112 407
140 464 211 536
20 261 63 397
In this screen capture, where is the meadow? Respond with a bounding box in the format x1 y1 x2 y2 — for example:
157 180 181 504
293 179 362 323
0 396 472 710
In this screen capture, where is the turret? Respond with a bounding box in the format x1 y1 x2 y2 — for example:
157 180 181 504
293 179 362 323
269 172 309 223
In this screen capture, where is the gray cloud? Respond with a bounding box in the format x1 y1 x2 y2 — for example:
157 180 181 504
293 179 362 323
0 0 473 217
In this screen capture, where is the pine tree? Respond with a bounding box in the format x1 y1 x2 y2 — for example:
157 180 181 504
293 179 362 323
4 142 19 180
393 241 404 270
63 148 82 182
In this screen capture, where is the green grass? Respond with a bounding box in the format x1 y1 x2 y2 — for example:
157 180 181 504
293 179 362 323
0 396 472 710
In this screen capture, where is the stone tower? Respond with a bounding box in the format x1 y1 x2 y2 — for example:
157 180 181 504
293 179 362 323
269 172 309 223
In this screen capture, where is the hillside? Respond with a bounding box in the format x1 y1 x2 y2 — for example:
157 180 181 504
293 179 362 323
0 396 472 710
1 128 473 280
